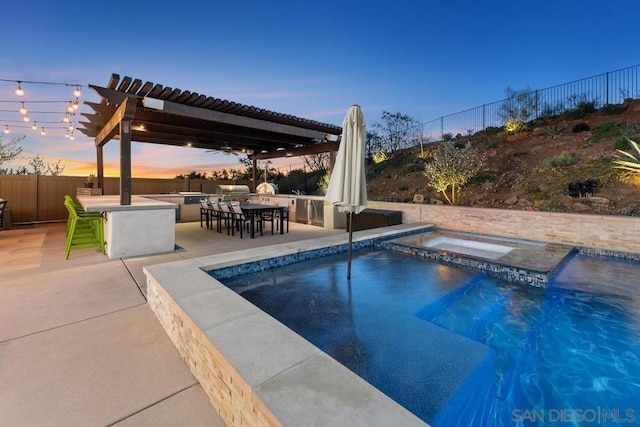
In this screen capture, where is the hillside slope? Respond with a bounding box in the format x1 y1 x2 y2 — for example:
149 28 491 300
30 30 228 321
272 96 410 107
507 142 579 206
367 100 640 216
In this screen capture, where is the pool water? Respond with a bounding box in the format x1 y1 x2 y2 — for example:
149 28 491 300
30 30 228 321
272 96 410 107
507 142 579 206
221 248 640 426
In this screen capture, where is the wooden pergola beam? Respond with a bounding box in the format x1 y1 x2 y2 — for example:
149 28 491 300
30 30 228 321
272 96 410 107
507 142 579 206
252 141 339 160
94 97 138 147
155 97 329 141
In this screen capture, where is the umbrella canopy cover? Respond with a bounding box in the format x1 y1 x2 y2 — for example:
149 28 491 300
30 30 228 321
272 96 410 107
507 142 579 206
325 105 367 214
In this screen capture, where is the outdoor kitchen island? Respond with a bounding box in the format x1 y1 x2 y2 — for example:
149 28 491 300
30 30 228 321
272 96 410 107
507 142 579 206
77 195 178 259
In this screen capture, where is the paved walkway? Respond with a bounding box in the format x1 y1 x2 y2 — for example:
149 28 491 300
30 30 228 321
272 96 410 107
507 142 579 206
0 221 342 426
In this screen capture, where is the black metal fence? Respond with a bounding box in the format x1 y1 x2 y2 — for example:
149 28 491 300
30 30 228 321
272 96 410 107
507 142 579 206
420 64 640 142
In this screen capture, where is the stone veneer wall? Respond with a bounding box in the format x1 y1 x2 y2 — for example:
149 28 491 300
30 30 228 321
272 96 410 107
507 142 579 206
367 201 640 257
146 278 281 427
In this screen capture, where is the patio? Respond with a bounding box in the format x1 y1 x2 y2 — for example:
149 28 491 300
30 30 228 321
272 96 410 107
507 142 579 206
0 220 342 426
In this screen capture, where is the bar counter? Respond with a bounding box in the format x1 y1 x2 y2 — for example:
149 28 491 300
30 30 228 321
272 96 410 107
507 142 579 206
77 195 178 259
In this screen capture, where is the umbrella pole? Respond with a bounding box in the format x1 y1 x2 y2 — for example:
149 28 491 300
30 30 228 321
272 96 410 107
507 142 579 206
347 212 353 279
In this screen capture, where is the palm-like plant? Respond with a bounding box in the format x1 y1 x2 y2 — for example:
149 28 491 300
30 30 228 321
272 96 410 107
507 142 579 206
613 138 640 173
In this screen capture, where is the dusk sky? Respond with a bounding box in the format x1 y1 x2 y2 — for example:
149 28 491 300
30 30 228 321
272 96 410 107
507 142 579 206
1 0 639 178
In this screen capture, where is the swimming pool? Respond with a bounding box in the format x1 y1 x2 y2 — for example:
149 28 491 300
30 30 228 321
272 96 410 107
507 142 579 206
221 247 640 426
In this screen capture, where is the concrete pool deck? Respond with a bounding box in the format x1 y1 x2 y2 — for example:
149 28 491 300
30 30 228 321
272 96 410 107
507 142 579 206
0 221 343 426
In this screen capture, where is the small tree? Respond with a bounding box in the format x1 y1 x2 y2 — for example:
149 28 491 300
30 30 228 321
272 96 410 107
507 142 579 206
28 154 46 175
47 160 65 176
371 111 419 156
0 135 25 173
303 153 329 172
499 86 538 130
366 129 384 160
424 141 483 205
316 170 331 195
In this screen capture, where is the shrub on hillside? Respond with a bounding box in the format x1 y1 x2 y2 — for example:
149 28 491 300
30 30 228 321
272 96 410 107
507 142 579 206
401 160 424 175
542 151 577 168
572 122 590 133
567 179 599 197
543 126 562 138
600 103 627 115
591 122 621 143
614 136 632 151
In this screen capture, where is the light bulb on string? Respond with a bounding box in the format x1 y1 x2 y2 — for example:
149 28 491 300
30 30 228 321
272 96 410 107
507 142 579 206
63 114 70 123
67 103 74 113
15 82 24 96
64 132 69 139
68 123 73 131
73 86 82 97
23 115 30 122
40 127 46 135
69 134 75 140
32 121 37 130
3 125 9 134
72 99 79 110
19 102 27 115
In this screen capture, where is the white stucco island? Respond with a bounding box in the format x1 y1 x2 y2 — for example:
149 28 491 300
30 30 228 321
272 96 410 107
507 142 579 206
77 195 178 259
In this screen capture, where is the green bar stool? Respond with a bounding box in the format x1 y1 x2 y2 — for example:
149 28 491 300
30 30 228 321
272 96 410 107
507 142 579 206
64 199 105 259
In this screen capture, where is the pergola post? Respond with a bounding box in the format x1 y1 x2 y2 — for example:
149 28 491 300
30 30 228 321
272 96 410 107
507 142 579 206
252 157 258 192
97 145 104 189
120 120 132 205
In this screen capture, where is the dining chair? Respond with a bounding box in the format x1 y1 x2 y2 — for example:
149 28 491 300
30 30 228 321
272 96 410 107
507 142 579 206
218 203 234 235
199 199 215 229
260 206 275 235
275 205 289 233
231 204 263 238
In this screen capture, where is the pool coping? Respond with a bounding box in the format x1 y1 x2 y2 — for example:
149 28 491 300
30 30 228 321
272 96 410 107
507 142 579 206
144 223 433 427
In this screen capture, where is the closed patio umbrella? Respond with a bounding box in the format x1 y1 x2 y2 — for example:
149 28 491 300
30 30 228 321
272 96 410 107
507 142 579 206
325 105 367 279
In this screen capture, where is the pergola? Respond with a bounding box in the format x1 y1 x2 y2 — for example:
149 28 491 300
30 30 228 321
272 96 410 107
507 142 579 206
79 74 343 205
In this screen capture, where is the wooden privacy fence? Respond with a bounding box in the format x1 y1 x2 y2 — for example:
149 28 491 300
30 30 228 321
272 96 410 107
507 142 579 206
0 175 249 224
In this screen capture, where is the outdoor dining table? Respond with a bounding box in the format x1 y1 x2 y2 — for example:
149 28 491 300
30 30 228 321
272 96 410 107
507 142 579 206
240 203 284 238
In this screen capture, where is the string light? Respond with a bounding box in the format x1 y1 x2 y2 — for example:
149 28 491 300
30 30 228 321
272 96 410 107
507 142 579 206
15 82 24 96
0 77 84 138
